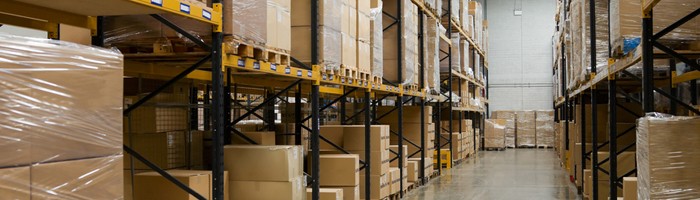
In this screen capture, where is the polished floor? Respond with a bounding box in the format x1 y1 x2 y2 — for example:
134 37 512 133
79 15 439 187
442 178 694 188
404 149 580 200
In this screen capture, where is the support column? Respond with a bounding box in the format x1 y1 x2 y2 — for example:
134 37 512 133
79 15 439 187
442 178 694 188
609 77 618 199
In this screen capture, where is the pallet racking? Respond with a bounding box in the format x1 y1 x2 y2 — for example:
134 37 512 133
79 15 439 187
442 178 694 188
0 0 489 199
553 0 699 199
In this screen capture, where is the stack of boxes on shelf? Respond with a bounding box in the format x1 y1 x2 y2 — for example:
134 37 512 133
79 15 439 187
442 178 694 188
438 119 474 161
535 111 555 147
316 154 360 200
224 145 305 200
225 0 291 53
491 111 517 148
490 110 556 148
370 1 384 83
0 35 124 199
516 111 537 148
424 14 442 92
292 0 342 71
389 145 409 194
384 0 419 86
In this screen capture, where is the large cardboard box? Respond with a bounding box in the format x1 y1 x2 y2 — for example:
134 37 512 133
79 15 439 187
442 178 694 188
343 125 390 151
516 111 536 147
231 131 276 145
359 174 390 199
319 154 360 187
389 145 408 168
350 150 390 175
637 116 700 199
485 119 506 148
134 170 229 200
341 33 358 69
124 131 187 170
307 188 343 200
320 125 346 150
31 156 123 199
230 176 305 200
225 0 291 51
0 166 30 199
388 168 399 194
337 185 360 200
535 110 555 147
291 25 342 70
382 0 419 85
223 145 303 182
407 161 419 182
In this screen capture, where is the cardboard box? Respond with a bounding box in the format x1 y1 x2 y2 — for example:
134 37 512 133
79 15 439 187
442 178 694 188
223 145 303 182
388 168 399 194
389 145 408 168
341 33 357 69
320 125 346 151
407 161 419 182
225 0 291 51
336 185 360 200
291 25 342 69
350 150 390 175
134 170 229 200
319 154 360 187
516 111 536 147
387 123 435 158
230 176 305 200
124 131 187 170
231 131 276 145
484 119 506 148
359 174 389 199
357 40 371 72
307 188 343 200
623 177 637 200
0 166 29 199
342 125 389 151
31 156 123 199
357 10 371 42
291 0 342 29
341 0 358 38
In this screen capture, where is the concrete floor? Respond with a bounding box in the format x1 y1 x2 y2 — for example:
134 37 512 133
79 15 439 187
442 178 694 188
403 149 580 200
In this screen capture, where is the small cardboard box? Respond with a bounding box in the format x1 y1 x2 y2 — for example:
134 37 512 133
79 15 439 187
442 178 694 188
407 161 419 182
224 145 303 182
349 150 390 175
623 177 637 200
307 188 343 200
389 145 408 168
319 154 360 187
342 125 389 151
0 166 30 199
134 170 229 200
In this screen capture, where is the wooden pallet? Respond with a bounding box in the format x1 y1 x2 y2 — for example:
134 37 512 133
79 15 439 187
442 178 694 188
517 145 537 148
536 145 553 149
266 48 290 66
224 36 266 61
371 75 383 87
485 147 505 151
340 65 358 80
404 84 419 93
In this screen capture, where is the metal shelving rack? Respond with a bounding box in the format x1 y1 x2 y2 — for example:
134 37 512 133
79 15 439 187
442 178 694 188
1 0 489 200
553 0 699 199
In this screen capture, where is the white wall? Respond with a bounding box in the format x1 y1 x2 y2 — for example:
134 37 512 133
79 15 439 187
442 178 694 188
486 0 556 113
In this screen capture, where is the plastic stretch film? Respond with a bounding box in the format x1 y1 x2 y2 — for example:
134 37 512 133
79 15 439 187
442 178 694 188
485 119 506 148
383 0 418 85
0 34 124 199
443 0 459 22
535 110 555 147
104 15 211 54
424 16 441 92
516 111 536 147
637 113 700 199
370 3 384 78
291 0 342 71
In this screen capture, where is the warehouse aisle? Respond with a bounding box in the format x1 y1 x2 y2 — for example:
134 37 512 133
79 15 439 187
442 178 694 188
404 149 579 200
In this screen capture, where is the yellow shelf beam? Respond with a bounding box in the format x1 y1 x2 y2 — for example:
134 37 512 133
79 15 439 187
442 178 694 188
673 71 700 84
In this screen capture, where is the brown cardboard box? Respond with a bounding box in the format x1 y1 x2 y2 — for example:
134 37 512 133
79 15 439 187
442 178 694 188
230 176 305 200
307 188 343 200
343 125 389 151
357 40 371 72
31 156 123 199
342 33 358 69
359 173 389 199
584 170 611 199
124 131 187 170
320 154 360 186
485 119 506 148
320 125 346 150
407 161 419 182
0 166 29 199
516 111 536 147
231 131 276 145
389 145 408 168
350 150 390 175
225 0 291 50
134 170 229 200
439 132 462 159
597 151 636 180
623 177 637 200
291 26 342 69
291 0 342 28
0 131 30 167
387 123 435 156
224 145 303 182
388 168 399 194
336 185 360 200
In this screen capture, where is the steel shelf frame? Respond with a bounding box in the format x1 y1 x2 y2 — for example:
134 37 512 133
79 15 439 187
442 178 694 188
553 0 700 199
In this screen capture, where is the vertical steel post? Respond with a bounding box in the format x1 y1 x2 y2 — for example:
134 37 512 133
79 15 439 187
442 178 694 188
580 94 586 193
311 85 321 200
692 80 698 105
669 59 677 115
447 0 454 167
642 11 654 112
224 69 232 144
295 84 302 146
435 97 442 174
398 96 404 197
609 77 618 199
364 90 372 200
210 1 225 197
420 98 426 183
588 0 599 197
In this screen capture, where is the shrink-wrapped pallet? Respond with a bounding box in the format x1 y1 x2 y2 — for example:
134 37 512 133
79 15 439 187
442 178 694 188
516 111 536 147
536 110 555 147
292 0 343 71
370 2 384 79
384 0 419 85
424 16 441 92
0 34 124 199
485 119 506 148
104 14 211 53
637 113 700 199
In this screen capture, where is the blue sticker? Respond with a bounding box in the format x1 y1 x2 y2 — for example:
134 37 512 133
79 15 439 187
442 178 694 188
349 79 353 84
202 10 212 20
341 77 345 83
307 71 312 77
151 0 163 6
253 62 260 70
285 67 291 74
180 3 191 14
322 74 327 80
270 64 277 71
237 59 244 67
296 70 302 77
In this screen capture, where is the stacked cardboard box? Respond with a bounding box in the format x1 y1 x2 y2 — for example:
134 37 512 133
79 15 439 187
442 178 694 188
231 131 277 145
374 106 435 161
485 119 506 148
383 0 419 85
491 111 517 148
439 132 462 160
516 111 536 147
637 115 700 199
370 1 384 80
133 170 229 200
0 35 124 199
291 0 342 70
424 15 441 91
224 145 305 200
406 161 419 183
388 167 408 195
440 33 461 74
307 188 344 200
319 154 360 200
623 177 637 200
341 0 358 70
225 0 291 51
356 0 371 73
535 110 555 147
468 1 483 48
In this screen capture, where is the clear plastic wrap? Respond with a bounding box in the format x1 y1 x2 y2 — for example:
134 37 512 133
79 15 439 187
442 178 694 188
383 0 418 85
516 111 537 147
461 40 471 76
104 14 211 53
424 16 441 92
228 0 291 50
637 113 700 199
291 0 342 71
485 119 506 148
535 110 555 147
0 33 124 199
442 0 459 22
370 4 384 78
